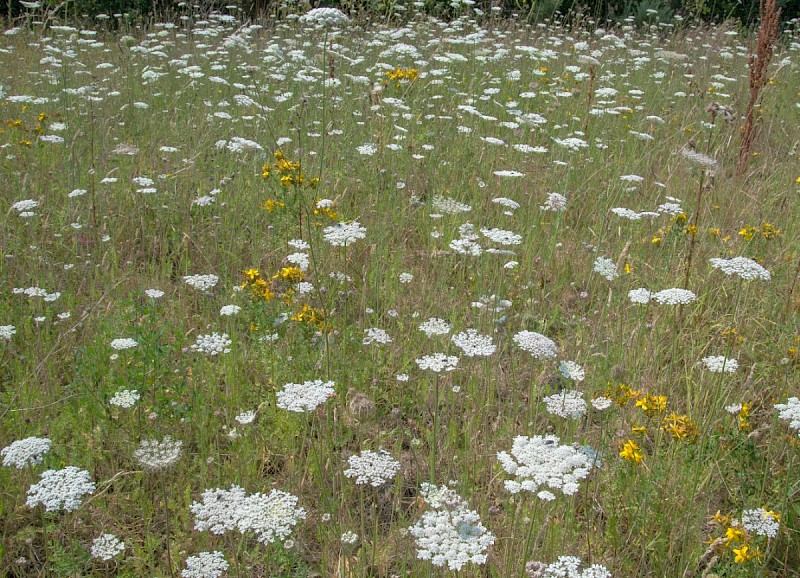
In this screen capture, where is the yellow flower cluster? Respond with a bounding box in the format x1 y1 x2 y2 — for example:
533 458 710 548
738 222 781 241
385 67 419 84
261 150 319 189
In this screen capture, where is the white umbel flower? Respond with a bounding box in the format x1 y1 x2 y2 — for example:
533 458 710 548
322 221 366 247
592 257 618 281
497 435 594 497
0 325 16 340
26 467 95 512
300 7 349 27
451 329 496 357
2 437 52 468
276 380 335 412
133 436 183 471
182 551 228 578
415 353 459 373
775 397 800 434
91 533 125 561
628 288 652 304
543 391 587 419
709 257 771 281
513 331 558 360
344 449 401 487
109 389 140 408
183 274 219 291
701 356 738 373
410 483 495 572
110 338 138 350
191 333 231 356
527 555 611 578
419 317 452 337
741 508 780 538
652 288 697 305
558 361 585 382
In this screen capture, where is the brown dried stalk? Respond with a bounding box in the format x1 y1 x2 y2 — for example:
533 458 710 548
737 0 781 175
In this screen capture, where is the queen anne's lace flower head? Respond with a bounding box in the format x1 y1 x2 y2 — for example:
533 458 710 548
415 353 459 372
26 466 95 512
183 274 219 291
701 356 738 373
652 288 696 305
191 485 305 545
182 551 229 578
741 508 780 538
191 333 231 356
276 380 335 412
419 317 452 337
513 331 558 360
91 534 125 561
709 256 771 281
344 449 401 487
497 435 594 498
775 397 800 434
322 221 366 247
543 391 587 419
133 436 183 471
2 437 52 468
110 389 140 408
593 257 618 281
410 483 495 571
451 329 496 357
300 7 349 27
526 555 611 578
558 361 585 382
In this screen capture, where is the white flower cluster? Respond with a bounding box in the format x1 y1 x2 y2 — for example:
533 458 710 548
419 317 452 337
415 353 459 373
0 325 16 340
219 305 241 316
513 331 558 360
432 195 472 214
145 289 165 299
322 221 367 247
652 288 697 305
363 328 392 345
701 356 738 373
341 530 359 545
628 288 653 304
109 389 140 408
543 391 587 419
191 333 231 356
191 485 306 545
2 437 52 468
300 7 349 27
182 551 228 578
133 436 183 471
709 257 771 281
344 449 401 487
451 329 496 357
276 380 335 412
26 466 95 512
13 287 61 301
592 257 618 281
741 508 780 538
526 556 611 578
480 227 522 246
235 410 256 425
540 192 567 212
399 272 414 283
591 397 613 410
558 361 585 382
497 435 594 497
409 483 495 572
183 274 219 291
775 397 800 434
110 338 138 350
91 533 125 561
450 223 483 256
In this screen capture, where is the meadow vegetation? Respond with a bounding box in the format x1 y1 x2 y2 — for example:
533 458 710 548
1 4 800 576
